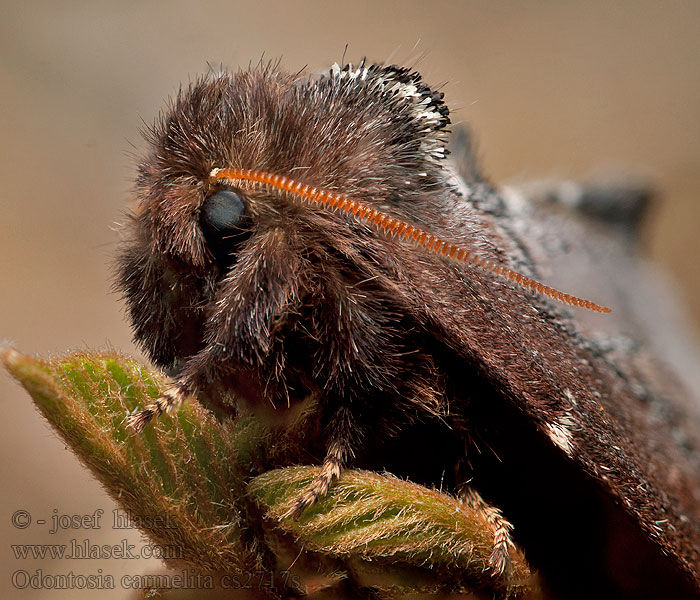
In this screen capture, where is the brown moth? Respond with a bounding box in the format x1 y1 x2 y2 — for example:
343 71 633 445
117 61 700 599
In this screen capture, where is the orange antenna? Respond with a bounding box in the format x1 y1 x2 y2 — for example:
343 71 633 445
209 168 611 313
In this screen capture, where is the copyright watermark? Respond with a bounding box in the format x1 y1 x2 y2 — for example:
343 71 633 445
11 569 299 591
10 508 176 534
9 507 301 591
11 510 31 529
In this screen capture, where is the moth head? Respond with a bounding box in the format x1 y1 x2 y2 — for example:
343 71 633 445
116 61 457 365
118 60 607 369
126 60 451 271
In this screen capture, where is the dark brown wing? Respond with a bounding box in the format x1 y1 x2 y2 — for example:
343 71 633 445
411 143 700 596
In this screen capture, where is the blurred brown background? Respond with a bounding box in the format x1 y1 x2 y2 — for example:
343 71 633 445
1 2 699 598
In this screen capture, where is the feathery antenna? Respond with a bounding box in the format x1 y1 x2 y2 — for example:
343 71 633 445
209 168 611 313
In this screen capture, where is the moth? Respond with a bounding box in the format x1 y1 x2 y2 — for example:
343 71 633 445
117 60 700 598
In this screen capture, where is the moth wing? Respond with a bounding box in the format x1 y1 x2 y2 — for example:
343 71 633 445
406 144 700 593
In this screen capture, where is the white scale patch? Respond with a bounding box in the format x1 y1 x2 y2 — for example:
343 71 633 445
546 415 577 456
331 62 448 162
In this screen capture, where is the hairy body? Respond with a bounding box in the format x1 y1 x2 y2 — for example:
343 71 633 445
117 62 700 599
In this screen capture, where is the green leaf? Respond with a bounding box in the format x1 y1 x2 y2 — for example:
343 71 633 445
249 467 533 597
2 348 535 598
1 348 263 574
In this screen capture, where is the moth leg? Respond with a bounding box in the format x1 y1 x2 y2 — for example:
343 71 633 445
283 406 357 519
283 444 344 519
460 487 515 575
124 385 188 433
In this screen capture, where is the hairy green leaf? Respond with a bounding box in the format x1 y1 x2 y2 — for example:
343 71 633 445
2 348 535 598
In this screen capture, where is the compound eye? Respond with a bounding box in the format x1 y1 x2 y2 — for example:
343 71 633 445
200 189 251 264
202 189 245 232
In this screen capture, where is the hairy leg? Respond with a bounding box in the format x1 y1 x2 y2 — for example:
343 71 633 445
124 385 188 433
284 405 359 518
460 486 515 575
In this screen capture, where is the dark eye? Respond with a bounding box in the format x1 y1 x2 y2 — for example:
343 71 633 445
200 189 251 265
